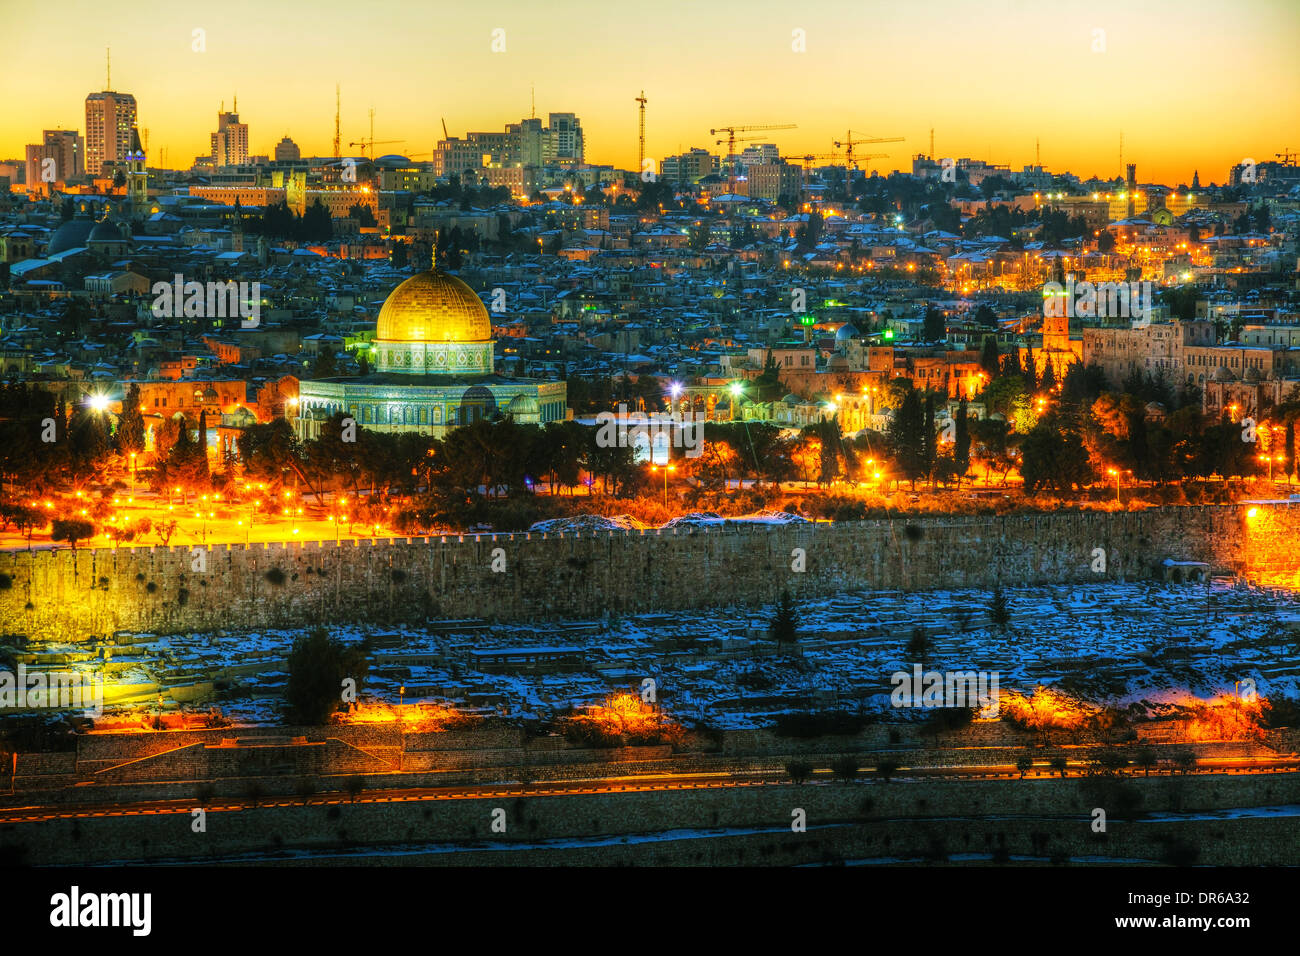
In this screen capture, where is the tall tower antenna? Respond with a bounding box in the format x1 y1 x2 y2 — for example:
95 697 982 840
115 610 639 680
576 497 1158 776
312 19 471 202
1118 131 1123 178
929 128 934 160
333 84 341 159
106 47 111 90
1036 138 1040 166
636 90 648 172
531 84 535 119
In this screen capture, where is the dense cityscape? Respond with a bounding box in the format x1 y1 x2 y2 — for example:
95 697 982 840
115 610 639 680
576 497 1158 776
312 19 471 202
1 0 1297 926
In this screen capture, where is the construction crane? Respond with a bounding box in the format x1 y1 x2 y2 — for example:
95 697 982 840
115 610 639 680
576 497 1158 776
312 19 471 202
349 138 403 159
636 91 648 172
349 108 403 158
833 131 903 171
710 123 796 188
852 152 890 174
1276 148 1298 167
798 152 841 172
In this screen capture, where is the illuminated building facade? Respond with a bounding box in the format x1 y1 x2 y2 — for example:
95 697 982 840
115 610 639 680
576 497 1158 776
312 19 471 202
85 90 137 176
210 105 249 167
294 269 567 439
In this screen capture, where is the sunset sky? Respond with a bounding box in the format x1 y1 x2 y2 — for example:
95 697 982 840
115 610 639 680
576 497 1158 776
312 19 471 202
2 0 1297 186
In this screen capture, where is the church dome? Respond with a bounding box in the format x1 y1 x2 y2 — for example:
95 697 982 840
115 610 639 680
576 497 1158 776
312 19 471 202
47 218 95 255
88 219 123 243
375 269 491 344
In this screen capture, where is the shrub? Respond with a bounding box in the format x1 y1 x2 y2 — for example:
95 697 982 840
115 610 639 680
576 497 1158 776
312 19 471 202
345 775 365 803
285 628 369 725
830 755 860 782
786 760 814 784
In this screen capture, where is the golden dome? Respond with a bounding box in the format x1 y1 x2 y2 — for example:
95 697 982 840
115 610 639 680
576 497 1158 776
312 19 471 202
375 269 491 343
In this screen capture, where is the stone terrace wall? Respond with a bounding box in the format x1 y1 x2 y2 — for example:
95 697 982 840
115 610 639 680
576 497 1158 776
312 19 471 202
1 504 1293 640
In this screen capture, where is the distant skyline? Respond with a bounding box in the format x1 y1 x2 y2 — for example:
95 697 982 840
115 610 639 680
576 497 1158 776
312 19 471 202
2 0 1297 186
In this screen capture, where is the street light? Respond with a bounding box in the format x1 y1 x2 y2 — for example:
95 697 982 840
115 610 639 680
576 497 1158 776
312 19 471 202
650 464 676 507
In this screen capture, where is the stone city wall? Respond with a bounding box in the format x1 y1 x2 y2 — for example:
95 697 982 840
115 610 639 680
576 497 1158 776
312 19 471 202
1 504 1295 641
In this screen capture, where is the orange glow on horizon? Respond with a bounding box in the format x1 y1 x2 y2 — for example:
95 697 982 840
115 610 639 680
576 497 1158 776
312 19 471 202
1 0 1295 185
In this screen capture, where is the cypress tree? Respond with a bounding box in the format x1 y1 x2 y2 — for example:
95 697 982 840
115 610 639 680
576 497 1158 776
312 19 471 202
954 398 971 481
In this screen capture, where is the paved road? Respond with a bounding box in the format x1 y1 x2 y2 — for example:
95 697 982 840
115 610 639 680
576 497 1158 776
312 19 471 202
2 756 1297 825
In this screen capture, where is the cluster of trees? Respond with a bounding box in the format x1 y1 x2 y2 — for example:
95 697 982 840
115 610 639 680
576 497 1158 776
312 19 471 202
885 385 970 489
0 383 148 495
972 350 1300 492
245 200 334 242
421 177 513 208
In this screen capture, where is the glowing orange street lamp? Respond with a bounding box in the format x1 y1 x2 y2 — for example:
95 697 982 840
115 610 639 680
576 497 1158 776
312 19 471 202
651 463 676 507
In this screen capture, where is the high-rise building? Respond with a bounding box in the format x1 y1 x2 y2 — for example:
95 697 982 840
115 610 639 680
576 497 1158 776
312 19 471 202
747 161 802 201
85 91 138 176
24 130 84 186
505 117 545 167
661 148 717 184
435 113 583 178
546 113 583 164
211 106 249 167
738 143 780 170
274 136 300 162
433 137 489 179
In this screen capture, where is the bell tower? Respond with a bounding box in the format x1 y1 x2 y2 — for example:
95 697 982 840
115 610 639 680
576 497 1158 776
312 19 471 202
126 126 147 216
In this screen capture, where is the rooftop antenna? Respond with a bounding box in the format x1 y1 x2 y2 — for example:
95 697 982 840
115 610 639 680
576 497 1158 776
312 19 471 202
531 84 535 120
1036 138 1040 167
930 128 934 161
106 47 111 90
233 93 237 113
332 84 341 158
1119 131 1124 179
